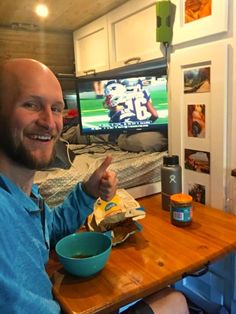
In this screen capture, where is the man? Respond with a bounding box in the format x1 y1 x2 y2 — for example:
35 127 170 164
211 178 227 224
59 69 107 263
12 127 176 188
0 59 189 313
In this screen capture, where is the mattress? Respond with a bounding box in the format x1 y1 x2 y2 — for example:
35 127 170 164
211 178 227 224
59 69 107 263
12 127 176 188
34 143 167 207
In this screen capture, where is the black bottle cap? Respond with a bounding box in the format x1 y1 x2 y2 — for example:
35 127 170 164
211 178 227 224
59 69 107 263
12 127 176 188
163 155 179 165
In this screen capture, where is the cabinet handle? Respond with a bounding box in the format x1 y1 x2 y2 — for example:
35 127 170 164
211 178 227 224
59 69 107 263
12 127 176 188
182 262 209 278
84 69 96 75
124 57 141 65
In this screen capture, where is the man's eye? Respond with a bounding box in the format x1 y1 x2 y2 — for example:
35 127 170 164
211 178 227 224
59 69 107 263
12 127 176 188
51 106 63 113
51 103 64 113
22 102 39 110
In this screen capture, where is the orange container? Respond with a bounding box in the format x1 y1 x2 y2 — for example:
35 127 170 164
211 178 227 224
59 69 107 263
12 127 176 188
170 193 193 227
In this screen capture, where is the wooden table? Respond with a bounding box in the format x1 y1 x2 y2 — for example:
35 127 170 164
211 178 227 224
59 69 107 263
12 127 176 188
47 194 236 314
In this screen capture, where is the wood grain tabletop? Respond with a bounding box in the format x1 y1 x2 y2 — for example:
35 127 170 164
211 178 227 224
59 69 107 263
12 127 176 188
47 193 236 314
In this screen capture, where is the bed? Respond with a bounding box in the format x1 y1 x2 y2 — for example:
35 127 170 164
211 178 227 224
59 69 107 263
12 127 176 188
34 127 168 207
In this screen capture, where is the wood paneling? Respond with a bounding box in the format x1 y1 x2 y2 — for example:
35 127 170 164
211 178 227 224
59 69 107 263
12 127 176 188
0 1 131 75
0 0 129 32
0 27 74 74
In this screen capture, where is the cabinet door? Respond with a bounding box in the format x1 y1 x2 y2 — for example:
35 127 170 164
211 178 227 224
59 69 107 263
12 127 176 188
107 0 163 69
175 253 236 313
73 16 109 77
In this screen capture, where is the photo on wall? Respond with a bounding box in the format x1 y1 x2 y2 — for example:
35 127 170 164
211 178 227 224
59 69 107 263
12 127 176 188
184 148 210 174
172 1 228 45
185 0 212 24
187 104 206 138
188 183 206 204
184 66 210 94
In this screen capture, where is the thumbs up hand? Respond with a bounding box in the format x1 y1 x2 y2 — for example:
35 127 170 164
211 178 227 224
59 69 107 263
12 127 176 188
82 155 118 201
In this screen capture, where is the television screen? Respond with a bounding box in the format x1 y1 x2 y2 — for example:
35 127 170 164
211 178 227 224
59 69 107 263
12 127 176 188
76 73 168 135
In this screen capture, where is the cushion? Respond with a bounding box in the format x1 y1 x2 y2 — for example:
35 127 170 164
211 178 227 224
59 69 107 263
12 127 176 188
117 132 167 152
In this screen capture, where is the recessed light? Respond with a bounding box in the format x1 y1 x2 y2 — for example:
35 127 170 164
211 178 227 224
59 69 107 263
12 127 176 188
35 4 49 18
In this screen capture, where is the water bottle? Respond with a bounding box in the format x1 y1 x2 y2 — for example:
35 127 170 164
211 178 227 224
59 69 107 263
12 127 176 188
161 155 182 211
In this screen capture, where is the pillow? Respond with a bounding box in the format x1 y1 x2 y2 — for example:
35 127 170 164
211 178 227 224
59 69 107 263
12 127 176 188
117 132 168 152
62 125 89 144
62 125 109 144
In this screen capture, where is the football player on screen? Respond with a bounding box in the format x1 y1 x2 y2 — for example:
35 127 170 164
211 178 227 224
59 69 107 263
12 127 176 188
123 78 159 122
103 80 136 123
103 79 159 123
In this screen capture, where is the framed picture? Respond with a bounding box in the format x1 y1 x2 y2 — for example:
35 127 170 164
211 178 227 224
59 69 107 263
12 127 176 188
187 103 206 138
188 182 206 205
185 171 210 205
184 67 210 94
169 42 228 209
184 149 210 174
172 0 228 45
184 77 211 151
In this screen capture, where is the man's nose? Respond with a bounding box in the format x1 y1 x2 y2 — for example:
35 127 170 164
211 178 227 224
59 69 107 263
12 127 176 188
37 107 56 130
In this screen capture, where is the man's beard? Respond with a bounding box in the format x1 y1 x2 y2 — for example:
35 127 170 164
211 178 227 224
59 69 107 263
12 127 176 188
0 117 56 170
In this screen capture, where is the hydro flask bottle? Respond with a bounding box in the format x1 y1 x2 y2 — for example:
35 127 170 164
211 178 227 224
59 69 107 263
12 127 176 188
161 155 182 211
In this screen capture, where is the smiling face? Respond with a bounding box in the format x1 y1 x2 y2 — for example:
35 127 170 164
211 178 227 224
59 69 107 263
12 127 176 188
0 59 64 170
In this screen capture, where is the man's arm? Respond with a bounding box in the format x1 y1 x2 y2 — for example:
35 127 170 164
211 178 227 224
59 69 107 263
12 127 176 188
47 155 118 246
146 100 159 122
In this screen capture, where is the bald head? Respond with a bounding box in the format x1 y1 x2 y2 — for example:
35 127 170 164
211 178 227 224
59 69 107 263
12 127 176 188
0 58 55 80
0 58 63 111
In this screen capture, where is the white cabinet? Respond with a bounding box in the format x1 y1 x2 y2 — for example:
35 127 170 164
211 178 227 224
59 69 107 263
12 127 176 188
73 16 109 77
73 0 163 76
107 0 162 69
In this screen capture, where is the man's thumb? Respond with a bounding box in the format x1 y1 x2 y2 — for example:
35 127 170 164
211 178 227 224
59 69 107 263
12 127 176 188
96 155 112 178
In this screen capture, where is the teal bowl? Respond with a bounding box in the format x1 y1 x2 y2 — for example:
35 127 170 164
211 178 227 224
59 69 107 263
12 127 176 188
55 232 112 277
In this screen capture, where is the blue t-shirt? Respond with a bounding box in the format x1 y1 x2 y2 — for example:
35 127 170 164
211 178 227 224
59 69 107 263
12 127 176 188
0 173 95 313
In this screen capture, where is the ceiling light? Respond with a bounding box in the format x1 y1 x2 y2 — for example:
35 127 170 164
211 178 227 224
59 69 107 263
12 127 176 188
35 4 49 18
